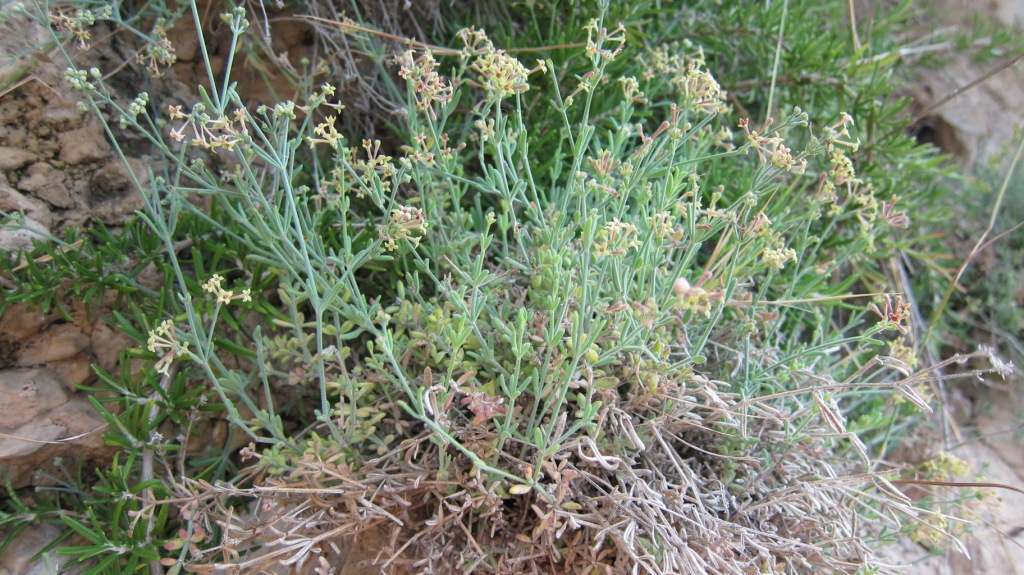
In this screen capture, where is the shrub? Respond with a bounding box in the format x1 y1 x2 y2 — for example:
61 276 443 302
1 0 1013 574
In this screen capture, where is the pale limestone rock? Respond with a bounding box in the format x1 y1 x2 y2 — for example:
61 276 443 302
17 162 73 208
50 354 95 389
0 524 80 575
0 367 68 430
0 181 53 228
0 368 109 488
0 146 37 170
58 123 110 165
39 104 81 128
90 318 136 375
0 215 50 252
88 158 146 224
0 302 52 342
16 324 91 366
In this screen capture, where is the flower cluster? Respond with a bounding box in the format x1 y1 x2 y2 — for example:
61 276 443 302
457 27 493 55
50 5 112 50
379 206 428 251
843 181 908 250
307 84 347 150
619 77 648 104
135 18 177 78
147 320 189 376
586 150 622 178
880 196 910 229
742 210 798 270
167 103 248 152
823 112 860 152
64 68 97 92
474 118 496 142
460 389 508 426
473 50 530 99
762 246 797 270
870 294 911 334
404 132 464 167
646 43 728 115
202 274 252 305
814 113 863 210
310 115 344 149
457 27 543 102
353 139 399 196
317 135 407 202
397 50 453 120
594 218 640 257
887 337 919 371
120 92 150 128
648 211 679 241
739 117 807 174
583 19 626 61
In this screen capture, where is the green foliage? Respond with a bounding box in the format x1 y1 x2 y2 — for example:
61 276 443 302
0 220 163 319
1 0 1014 573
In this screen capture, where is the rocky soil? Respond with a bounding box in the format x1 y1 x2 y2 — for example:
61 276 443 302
1 1 1023 574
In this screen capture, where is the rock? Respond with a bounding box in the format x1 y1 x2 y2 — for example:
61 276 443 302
0 367 68 430
167 22 200 62
88 158 146 223
90 319 136 375
0 523 79 575
0 126 27 149
975 390 1024 486
0 181 53 228
0 368 110 489
39 103 81 127
58 122 110 165
50 354 95 389
16 324 91 366
0 146 37 170
22 552 85 575
0 301 53 342
48 399 107 451
0 215 50 252
88 159 134 204
207 55 226 79
17 162 73 208
0 400 67 489
136 261 165 290
273 19 313 51
956 441 1024 574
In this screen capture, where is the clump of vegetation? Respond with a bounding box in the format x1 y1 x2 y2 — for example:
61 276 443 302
940 135 1024 365
1 0 1014 573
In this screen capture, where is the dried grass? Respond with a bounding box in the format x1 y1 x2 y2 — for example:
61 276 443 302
172 347 1012 574
296 0 450 136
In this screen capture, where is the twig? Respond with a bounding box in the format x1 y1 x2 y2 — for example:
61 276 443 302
765 0 789 121
299 14 584 56
883 50 1024 141
927 122 1024 330
890 479 1024 498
